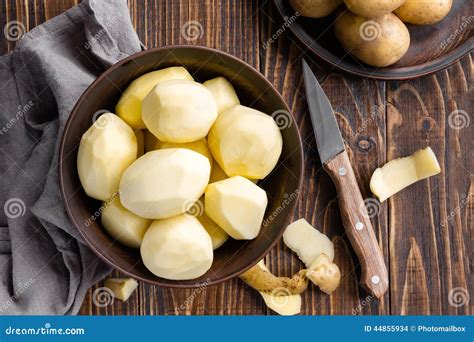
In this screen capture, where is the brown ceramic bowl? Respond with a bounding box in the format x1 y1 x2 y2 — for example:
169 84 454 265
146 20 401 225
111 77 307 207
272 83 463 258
274 0 473 79
59 45 303 288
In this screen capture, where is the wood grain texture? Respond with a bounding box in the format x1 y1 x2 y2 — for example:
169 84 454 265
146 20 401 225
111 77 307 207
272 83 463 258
1 0 471 315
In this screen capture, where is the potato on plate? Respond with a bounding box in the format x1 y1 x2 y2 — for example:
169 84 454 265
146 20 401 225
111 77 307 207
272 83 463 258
208 105 282 179
142 79 218 143
205 176 268 240
119 148 211 219
101 196 151 249
140 215 213 280
394 0 452 25
334 11 410 67
203 77 240 113
77 113 137 201
344 0 406 18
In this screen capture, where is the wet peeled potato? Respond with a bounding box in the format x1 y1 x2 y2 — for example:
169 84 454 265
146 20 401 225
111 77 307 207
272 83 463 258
140 215 213 280
101 196 151 248
370 146 441 202
205 176 268 240
77 113 137 201
142 80 218 143
203 77 240 113
394 0 452 25
119 149 211 219
116 66 193 129
208 105 282 179
344 0 406 17
290 0 343 18
334 12 410 67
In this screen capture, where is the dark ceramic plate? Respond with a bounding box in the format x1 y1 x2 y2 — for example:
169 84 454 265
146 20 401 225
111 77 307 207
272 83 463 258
59 46 303 288
274 0 473 79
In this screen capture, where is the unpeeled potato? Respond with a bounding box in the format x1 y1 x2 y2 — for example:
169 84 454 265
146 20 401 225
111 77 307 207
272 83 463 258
334 11 410 67
394 0 452 25
290 0 343 18
344 0 406 17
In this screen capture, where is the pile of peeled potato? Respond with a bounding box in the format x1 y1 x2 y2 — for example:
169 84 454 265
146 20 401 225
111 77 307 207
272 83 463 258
77 66 283 281
290 0 453 67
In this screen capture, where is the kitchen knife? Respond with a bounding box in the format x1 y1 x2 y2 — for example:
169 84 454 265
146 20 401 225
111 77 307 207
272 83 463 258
302 59 388 298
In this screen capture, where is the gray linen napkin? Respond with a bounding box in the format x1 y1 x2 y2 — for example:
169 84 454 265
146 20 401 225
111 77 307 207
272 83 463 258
0 0 142 314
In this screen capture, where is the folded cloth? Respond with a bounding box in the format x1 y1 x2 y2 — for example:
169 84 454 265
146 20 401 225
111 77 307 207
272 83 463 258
0 0 142 314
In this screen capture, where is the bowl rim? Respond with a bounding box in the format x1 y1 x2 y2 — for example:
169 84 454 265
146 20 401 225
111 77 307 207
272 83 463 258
59 44 304 288
273 0 473 80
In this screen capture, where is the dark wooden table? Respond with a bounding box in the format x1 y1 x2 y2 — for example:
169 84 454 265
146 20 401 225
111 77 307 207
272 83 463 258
2 0 472 315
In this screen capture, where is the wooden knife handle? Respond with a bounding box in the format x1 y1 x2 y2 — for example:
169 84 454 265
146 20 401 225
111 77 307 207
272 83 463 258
324 150 388 298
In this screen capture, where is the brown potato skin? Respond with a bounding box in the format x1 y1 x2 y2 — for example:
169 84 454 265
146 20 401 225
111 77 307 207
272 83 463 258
344 0 406 17
334 12 410 67
394 0 452 25
290 0 343 18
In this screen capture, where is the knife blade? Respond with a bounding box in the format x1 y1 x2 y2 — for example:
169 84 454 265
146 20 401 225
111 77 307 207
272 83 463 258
302 59 388 298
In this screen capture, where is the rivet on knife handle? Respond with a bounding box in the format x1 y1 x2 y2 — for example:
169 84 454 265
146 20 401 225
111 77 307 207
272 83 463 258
324 150 388 298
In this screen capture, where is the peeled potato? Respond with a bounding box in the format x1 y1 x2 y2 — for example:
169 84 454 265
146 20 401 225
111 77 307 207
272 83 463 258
394 0 452 25
158 139 213 166
344 0 406 17
120 148 211 219
203 77 240 113
283 218 334 267
142 79 218 143
209 160 228 183
104 278 138 301
193 198 229 250
205 176 268 240
116 67 193 129
370 146 441 202
290 0 343 18
334 12 410 67
101 196 152 248
140 215 213 280
77 113 137 201
208 105 282 179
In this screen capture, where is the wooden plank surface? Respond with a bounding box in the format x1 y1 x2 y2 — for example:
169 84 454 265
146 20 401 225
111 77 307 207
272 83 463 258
0 0 471 315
